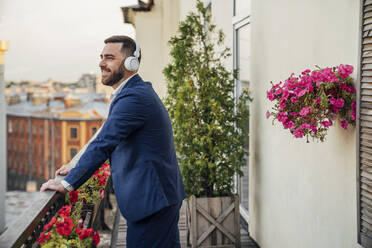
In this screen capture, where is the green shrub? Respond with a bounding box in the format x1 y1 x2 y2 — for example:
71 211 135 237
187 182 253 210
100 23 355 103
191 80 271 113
163 1 252 197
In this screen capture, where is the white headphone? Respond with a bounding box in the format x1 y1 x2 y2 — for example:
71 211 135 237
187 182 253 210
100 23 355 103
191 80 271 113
124 40 140 71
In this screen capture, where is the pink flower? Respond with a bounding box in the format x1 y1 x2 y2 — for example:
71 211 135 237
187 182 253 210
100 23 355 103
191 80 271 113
266 111 270 119
281 89 289 100
289 112 299 116
279 99 286 110
310 124 317 133
300 123 311 130
283 120 294 130
293 128 304 138
315 98 321 104
266 90 275 101
338 64 354 78
301 69 311 75
277 112 288 123
341 120 348 129
297 89 307 97
351 101 357 121
290 96 298 103
329 98 345 109
321 120 332 128
321 67 339 82
351 111 356 121
351 101 356 111
300 107 311 117
275 87 283 96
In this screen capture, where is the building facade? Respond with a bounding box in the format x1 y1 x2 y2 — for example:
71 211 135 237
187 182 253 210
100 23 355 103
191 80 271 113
6 90 107 191
6 114 103 190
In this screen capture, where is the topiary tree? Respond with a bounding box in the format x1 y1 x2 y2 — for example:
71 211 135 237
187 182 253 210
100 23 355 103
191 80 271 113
163 1 252 197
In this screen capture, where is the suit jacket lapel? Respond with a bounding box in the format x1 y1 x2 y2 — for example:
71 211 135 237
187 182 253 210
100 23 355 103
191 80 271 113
108 74 142 114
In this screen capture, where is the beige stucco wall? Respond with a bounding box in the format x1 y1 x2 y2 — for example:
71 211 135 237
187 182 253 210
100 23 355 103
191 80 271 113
132 0 180 98
249 0 362 247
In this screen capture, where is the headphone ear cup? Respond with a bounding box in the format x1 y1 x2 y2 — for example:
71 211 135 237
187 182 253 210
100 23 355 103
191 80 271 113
124 56 139 71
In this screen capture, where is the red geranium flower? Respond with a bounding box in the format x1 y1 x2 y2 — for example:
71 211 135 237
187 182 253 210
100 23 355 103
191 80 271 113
43 216 57 231
56 217 74 236
69 190 79 203
58 205 72 217
92 231 100 245
76 227 94 240
37 231 51 244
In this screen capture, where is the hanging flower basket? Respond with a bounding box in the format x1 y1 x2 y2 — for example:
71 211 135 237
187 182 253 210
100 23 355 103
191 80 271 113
266 64 356 142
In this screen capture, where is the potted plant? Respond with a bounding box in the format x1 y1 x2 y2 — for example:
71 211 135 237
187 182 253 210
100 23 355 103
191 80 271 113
266 65 356 142
163 1 251 247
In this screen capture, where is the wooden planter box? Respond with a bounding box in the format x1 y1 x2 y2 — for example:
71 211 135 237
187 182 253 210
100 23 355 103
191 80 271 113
187 195 241 248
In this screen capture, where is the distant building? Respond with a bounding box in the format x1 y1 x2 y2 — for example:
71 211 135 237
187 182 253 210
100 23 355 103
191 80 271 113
76 73 97 90
6 92 108 190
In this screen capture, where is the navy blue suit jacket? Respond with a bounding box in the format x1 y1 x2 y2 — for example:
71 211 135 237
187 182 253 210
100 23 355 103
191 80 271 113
64 75 186 222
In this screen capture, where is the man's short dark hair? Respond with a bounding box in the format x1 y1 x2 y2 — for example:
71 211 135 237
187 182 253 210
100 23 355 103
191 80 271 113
104 35 141 63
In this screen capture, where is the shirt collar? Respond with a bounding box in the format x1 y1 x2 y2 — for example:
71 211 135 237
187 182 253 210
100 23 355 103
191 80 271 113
110 73 137 102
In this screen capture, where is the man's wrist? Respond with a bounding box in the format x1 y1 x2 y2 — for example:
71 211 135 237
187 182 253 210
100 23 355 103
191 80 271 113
61 180 74 192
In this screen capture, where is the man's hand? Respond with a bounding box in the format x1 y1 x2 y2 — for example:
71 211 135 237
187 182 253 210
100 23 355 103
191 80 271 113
55 164 73 178
40 179 68 193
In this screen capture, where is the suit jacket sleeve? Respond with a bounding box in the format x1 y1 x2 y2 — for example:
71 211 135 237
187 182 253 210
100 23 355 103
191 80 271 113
64 89 148 189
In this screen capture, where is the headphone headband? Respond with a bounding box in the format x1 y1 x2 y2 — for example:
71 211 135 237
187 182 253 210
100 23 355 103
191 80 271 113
133 40 140 58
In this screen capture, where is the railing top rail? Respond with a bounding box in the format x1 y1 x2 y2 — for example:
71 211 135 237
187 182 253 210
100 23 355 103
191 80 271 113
0 190 64 248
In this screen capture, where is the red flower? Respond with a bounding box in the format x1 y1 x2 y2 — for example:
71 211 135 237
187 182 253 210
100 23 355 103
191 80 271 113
58 205 72 217
76 228 94 240
69 190 79 203
37 231 51 244
43 216 57 231
92 231 100 245
56 217 74 236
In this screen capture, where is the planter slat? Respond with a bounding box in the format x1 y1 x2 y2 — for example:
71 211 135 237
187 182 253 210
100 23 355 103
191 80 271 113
191 196 198 247
233 195 241 248
187 195 241 248
196 204 236 244
197 203 234 246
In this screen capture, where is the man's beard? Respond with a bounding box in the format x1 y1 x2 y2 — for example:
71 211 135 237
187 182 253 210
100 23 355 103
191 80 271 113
102 64 125 86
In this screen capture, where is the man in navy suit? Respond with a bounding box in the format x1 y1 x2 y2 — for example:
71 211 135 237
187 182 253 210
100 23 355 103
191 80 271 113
40 35 186 247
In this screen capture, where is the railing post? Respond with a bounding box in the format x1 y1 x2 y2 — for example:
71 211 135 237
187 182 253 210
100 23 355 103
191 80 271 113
0 40 9 234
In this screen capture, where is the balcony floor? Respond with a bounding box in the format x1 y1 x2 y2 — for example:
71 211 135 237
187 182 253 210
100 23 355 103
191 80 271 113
104 200 259 248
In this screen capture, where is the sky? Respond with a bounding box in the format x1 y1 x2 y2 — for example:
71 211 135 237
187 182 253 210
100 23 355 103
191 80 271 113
0 0 138 83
